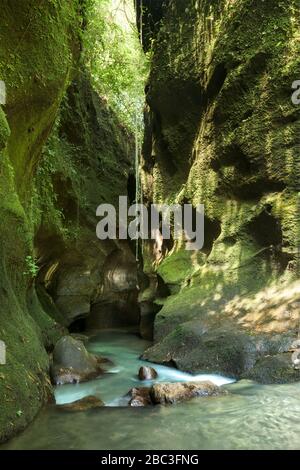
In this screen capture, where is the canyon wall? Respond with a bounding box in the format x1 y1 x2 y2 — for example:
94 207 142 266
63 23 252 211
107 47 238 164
0 0 135 442
138 0 300 383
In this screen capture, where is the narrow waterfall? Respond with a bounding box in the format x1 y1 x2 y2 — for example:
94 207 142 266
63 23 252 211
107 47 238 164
135 111 140 262
134 109 143 263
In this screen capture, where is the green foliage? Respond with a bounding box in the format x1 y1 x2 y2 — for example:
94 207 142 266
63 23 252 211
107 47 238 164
31 116 85 241
82 0 149 132
23 256 39 278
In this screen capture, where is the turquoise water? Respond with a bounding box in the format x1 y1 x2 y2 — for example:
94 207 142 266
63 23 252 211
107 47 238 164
2 330 300 450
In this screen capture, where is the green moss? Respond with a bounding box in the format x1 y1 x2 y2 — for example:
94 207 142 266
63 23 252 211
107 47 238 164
157 246 205 286
141 0 300 382
0 108 10 149
0 0 83 443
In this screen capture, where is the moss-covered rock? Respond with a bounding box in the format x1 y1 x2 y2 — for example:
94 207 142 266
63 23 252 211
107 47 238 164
0 0 82 443
244 353 300 384
139 0 300 383
0 108 10 150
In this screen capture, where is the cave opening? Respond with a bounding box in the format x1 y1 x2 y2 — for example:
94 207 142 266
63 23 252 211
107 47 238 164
69 317 87 333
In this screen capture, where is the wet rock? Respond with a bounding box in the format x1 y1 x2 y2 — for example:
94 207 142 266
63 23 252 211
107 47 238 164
142 317 300 382
70 333 89 343
87 295 139 330
57 396 104 412
126 381 225 406
86 250 140 330
139 301 159 341
290 338 300 370
244 353 300 384
138 365 158 381
150 381 225 404
290 338 300 350
127 387 152 407
51 336 104 385
103 251 138 293
143 322 258 379
54 267 95 325
292 350 300 369
138 275 161 340
51 367 82 386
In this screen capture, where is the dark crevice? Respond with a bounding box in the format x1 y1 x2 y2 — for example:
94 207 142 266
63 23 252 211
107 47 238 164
202 216 222 255
206 63 228 104
245 209 292 273
68 317 87 333
127 172 136 205
157 274 171 298
230 180 286 200
152 110 178 176
182 201 221 255
246 210 282 248
211 144 253 175
135 0 169 52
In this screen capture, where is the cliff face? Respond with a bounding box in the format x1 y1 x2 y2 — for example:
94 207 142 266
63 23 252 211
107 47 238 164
0 0 83 441
0 1 135 442
34 73 138 333
139 0 300 382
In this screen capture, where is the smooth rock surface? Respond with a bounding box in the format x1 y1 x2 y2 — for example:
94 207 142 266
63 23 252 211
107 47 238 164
127 381 225 406
51 336 103 385
151 381 225 405
56 396 104 412
138 366 158 381
127 387 152 407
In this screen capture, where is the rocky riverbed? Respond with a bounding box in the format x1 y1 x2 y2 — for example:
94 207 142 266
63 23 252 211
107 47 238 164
1 330 300 450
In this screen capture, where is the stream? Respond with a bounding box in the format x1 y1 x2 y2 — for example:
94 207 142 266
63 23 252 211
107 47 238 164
2 329 300 450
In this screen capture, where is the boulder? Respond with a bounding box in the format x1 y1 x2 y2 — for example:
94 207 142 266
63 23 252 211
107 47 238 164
70 333 90 343
292 350 300 370
51 367 82 385
51 336 104 385
142 322 258 378
138 365 158 380
126 381 225 406
56 396 104 412
150 381 225 404
127 387 152 407
244 353 300 384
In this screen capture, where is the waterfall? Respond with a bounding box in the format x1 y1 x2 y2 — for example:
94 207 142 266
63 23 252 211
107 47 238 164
140 0 143 46
131 0 144 263
135 111 140 262
134 106 144 264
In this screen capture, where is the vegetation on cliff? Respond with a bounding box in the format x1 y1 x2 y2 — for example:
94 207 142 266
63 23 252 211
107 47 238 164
138 0 300 382
0 0 300 446
0 0 145 442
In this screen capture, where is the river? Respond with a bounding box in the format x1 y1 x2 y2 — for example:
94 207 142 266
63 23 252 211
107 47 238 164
2 329 300 450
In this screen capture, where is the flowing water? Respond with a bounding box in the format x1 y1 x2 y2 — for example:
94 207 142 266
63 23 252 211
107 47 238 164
2 329 300 450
